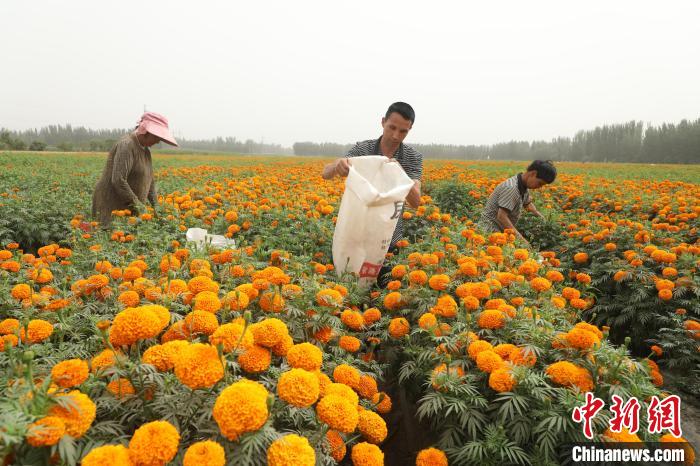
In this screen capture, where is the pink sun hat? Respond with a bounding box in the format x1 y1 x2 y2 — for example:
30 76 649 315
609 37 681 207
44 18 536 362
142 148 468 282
136 112 179 146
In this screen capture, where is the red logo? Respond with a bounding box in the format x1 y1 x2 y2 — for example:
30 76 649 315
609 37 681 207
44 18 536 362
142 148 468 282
359 262 382 278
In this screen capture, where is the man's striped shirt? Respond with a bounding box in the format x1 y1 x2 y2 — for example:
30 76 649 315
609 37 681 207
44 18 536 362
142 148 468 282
478 174 531 233
345 137 423 247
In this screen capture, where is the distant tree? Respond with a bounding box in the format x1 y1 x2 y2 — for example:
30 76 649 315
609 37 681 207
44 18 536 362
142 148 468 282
56 142 73 152
29 141 47 151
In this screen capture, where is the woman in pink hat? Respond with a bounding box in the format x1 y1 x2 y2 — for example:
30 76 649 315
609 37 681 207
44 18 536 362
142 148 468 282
91 112 178 226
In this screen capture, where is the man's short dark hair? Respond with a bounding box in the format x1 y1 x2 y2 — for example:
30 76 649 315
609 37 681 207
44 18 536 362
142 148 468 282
527 160 557 184
385 102 415 124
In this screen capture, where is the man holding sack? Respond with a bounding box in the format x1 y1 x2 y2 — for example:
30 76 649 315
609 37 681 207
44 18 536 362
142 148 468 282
322 102 423 288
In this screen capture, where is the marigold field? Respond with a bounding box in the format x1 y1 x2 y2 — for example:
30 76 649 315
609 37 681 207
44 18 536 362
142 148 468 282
0 152 698 466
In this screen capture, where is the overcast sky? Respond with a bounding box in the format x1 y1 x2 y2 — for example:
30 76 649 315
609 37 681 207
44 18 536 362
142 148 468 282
2 1 699 147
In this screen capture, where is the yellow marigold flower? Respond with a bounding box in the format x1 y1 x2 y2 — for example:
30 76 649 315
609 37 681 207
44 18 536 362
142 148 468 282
351 442 384 466
23 319 54 343
372 392 392 414
489 368 517 393
477 310 506 330
174 343 224 389
82 444 132 466
235 283 259 301
128 420 180 466
193 291 222 313
428 274 450 291
357 375 378 399
324 383 359 406
341 309 365 331
316 395 359 433
109 307 167 347
326 430 347 462
267 434 316 466
271 333 293 357
416 447 449 466
51 359 89 388
333 364 360 389
287 342 323 371
209 322 253 353
358 409 387 444
546 361 594 391
26 416 65 447
238 344 272 373
11 283 31 300
184 310 219 336
222 290 250 311
0 318 20 335
251 318 289 348
574 322 603 339
183 440 226 466
277 368 320 408
213 379 269 441
48 390 96 438
467 340 493 360
107 378 136 398
339 335 361 352
388 317 410 339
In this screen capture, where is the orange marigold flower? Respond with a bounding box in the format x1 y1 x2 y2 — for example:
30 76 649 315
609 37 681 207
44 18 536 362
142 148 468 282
546 361 593 391
128 420 180 466
23 319 54 343
383 291 405 311
174 343 224 389
316 288 343 307
316 395 359 433
408 270 428 286
267 434 316 466
358 409 387 444
117 290 140 307
573 252 589 264
287 342 323 371
183 440 226 466
213 379 269 440
193 290 222 313
477 309 506 329
82 445 132 466
341 309 365 330
48 390 96 438
357 374 378 399
0 318 20 335
277 368 320 407
659 434 695 466
565 328 601 350
351 442 384 466
339 335 361 352
51 359 89 388
363 308 382 325
509 347 537 367
26 416 66 447
109 307 167 347
428 274 450 291
238 344 272 373
530 277 552 293
467 340 493 360
333 363 360 389
372 392 392 414
106 378 136 398
476 350 505 373
416 447 449 466
489 368 517 392
326 430 347 462
184 310 219 336
11 283 31 300
251 318 289 348
388 317 410 339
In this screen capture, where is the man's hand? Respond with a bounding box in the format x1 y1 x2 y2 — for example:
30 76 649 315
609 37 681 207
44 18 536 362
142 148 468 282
322 158 352 179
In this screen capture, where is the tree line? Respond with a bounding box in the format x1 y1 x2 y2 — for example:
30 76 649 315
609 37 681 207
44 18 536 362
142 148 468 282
2 118 698 163
295 119 700 164
0 125 290 155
